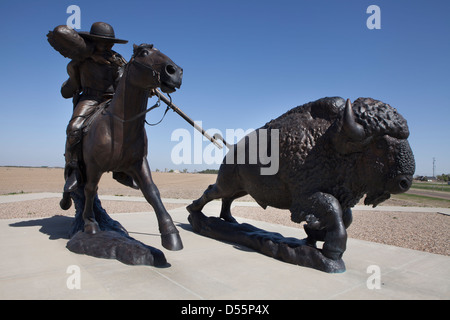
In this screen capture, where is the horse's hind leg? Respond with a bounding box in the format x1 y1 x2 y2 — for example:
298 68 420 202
82 170 102 234
128 159 183 251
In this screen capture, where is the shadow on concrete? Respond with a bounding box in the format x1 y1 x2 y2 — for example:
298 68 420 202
9 215 170 267
9 215 73 240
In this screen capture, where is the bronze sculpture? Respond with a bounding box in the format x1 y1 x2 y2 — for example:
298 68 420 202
47 22 415 273
48 22 129 194
188 97 415 272
48 23 184 262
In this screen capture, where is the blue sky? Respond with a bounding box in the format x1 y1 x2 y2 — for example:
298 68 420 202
0 0 449 176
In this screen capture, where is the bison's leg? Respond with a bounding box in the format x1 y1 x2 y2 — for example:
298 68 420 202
294 192 347 260
304 208 353 246
220 191 248 223
187 183 222 213
187 185 246 223
188 165 247 221
342 208 353 229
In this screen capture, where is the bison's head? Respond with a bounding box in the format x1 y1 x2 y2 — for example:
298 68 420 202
333 98 415 207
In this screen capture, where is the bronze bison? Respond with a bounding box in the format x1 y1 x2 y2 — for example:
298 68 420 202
187 97 415 262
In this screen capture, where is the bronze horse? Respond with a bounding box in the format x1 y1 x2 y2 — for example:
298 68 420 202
61 44 183 251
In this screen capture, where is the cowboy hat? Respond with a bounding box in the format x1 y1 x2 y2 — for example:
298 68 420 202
78 22 128 44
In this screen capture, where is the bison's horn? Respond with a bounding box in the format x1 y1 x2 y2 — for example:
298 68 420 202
343 99 365 141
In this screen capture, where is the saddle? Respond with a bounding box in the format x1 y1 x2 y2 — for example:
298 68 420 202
81 99 112 134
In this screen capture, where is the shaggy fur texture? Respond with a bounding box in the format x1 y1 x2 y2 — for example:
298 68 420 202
188 96 415 262
258 96 413 212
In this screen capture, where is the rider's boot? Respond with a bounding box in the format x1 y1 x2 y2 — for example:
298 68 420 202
63 130 82 193
64 160 80 193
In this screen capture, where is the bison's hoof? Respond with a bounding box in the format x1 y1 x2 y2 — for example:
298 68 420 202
220 214 238 224
186 203 201 214
322 248 344 261
305 214 322 230
161 232 183 251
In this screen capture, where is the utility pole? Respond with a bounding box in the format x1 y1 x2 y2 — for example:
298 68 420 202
433 157 436 178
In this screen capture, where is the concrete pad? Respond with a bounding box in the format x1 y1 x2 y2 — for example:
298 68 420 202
0 192 61 204
352 205 450 216
0 200 448 300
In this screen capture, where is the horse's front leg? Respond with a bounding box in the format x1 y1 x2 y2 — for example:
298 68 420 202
128 158 183 251
82 170 102 234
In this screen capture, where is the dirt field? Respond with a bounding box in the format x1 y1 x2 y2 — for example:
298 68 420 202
0 166 217 199
1 167 449 256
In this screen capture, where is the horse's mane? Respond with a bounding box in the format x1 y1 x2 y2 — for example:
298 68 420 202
132 43 154 58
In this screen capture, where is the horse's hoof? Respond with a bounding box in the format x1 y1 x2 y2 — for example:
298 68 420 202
84 222 100 235
161 232 183 251
60 195 72 210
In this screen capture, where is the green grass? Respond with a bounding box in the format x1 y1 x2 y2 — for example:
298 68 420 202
1 191 26 196
393 193 450 207
411 182 450 192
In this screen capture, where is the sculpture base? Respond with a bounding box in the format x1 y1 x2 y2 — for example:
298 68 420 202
66 187 167 267
67 230 168 267
68 188 129 238
188 210 345 273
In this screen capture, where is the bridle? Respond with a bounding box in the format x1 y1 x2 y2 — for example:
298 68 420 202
128 55 161 85
102 50 172 125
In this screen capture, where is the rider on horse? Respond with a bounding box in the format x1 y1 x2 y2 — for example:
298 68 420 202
48 22 129 193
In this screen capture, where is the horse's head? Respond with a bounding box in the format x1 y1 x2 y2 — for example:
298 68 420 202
128 43 183 93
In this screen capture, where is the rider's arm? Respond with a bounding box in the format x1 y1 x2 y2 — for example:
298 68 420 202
61 61 81 99
47 25 94 61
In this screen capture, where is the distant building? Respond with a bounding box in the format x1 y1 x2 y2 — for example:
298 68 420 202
415 176 437 182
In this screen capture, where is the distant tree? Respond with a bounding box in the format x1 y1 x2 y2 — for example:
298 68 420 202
198 169 219 174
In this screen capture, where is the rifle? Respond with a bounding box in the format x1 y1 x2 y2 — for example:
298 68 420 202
154 89 229 149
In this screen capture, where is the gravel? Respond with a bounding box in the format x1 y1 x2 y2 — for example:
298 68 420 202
1 167 449 256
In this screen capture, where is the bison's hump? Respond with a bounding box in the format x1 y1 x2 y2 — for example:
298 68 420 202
263 96 410 140
264 97 345 129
